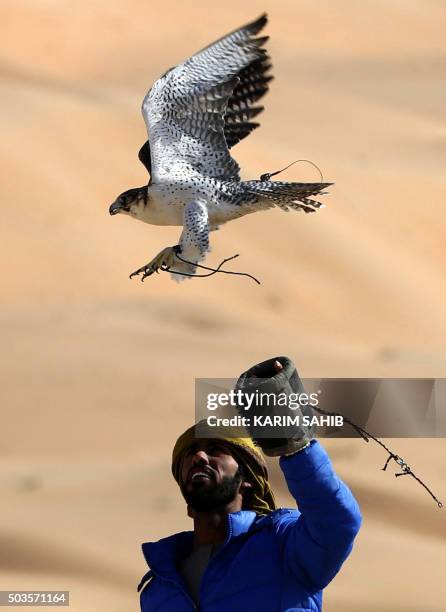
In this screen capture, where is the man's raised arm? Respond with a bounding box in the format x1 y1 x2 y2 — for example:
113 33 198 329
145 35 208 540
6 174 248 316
235 356 362 590
278 440 361 590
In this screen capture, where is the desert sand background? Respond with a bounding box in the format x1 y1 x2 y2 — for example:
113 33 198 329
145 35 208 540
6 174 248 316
1 1 445 610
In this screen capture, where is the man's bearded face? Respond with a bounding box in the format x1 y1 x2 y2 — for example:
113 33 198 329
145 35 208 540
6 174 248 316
180 440 246 512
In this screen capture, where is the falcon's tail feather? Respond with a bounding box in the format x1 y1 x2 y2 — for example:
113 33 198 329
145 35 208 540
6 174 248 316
240 180 333 213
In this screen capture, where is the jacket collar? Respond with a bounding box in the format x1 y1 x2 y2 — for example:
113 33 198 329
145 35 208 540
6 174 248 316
142 510 259 578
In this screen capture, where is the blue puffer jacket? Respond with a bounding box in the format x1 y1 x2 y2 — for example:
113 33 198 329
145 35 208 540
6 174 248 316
138 441 362 611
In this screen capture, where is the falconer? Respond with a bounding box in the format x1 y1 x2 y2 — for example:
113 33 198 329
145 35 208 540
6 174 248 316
138 357 362 611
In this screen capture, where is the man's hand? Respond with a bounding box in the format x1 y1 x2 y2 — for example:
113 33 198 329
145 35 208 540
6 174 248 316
235 356 316 457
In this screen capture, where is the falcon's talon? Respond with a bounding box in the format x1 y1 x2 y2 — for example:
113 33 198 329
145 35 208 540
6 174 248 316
129 268 143 280
130 246 179 281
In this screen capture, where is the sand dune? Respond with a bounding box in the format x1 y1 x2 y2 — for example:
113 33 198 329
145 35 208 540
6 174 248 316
1 1 445 610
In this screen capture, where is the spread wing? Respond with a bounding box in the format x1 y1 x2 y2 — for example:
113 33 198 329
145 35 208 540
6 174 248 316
140 14 272 184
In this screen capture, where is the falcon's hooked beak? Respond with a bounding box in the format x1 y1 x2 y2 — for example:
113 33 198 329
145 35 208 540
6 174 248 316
109 186 148 216
109 200 127 215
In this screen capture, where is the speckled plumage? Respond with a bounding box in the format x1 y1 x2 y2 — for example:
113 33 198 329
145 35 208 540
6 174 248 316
110 14 332 281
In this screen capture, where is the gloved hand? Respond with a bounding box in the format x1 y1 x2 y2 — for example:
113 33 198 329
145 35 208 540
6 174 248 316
235 356 316 457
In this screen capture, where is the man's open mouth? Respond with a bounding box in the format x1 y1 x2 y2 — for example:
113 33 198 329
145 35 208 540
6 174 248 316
188 467 214 484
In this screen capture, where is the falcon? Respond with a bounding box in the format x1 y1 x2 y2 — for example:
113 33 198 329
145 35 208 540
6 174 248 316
109 14 331 281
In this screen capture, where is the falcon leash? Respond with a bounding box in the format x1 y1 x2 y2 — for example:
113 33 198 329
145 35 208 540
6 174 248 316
312 404 443 508
160 252 261 284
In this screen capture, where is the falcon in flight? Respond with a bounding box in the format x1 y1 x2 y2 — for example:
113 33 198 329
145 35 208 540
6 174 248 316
109 14 331 281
